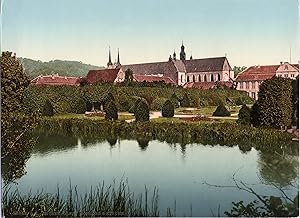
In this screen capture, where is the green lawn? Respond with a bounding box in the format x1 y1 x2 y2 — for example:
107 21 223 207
175 106 242 117
53 113 134 121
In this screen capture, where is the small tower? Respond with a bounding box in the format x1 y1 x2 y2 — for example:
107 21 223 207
173 50 176 60
180 41 186 61
169 55 172 61
116 48 121 67
107 46 113 68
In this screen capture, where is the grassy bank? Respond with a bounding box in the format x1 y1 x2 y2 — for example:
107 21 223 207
35 117 296 154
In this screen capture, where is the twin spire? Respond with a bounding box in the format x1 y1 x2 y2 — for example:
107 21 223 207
107 47 120 68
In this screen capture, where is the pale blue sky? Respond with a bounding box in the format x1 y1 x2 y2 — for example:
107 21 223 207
1 0 299 67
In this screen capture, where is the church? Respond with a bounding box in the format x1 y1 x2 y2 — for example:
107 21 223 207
90 43 235 87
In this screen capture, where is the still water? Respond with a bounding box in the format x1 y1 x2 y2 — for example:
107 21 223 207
10 134 299 216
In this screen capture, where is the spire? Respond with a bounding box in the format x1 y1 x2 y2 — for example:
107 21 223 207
117 48 120 65
190 51 193 60
107 46 113 68
180 42 186 61
173 49 176 60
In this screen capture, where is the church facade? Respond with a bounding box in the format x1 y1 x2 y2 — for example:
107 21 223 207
106 43 234 87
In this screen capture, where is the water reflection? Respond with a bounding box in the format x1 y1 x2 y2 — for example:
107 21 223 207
258 152 299 187
137 138 150 151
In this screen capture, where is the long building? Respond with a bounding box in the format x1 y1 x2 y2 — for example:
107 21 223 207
235 62 299 100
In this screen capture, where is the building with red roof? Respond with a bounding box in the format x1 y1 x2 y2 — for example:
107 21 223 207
235 62 299 99
85 68 124 84
133 74 175 84
30 75 80 86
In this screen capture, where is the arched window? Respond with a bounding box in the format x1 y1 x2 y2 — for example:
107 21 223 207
218 74 221 81
211 74 214 82
181 75 183 83
193 75 195 82
204 75 207 82
187 76 190 82
198 75 201 82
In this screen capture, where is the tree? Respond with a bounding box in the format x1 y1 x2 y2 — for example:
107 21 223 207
181 93 190 107
213 104 230 116
170 93 179 108
237 104 251 125
233 66 247 77
124 68 134 84
292 76 299 128
105 101 118 121
42 99 54 116
134 100 150 121
256 76 293 129
162 100 174 117
250 102 260 127
1 51 39 184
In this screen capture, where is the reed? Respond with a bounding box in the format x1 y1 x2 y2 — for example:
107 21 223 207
3 180 163 217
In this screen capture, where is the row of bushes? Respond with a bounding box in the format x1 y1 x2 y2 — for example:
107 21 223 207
23 84 254 114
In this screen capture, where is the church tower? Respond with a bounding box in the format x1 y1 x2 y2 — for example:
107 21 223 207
116 48 121 66
107 47 113 68
180 42 186 61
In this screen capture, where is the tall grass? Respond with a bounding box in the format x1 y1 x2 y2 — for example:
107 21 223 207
3 180 164 217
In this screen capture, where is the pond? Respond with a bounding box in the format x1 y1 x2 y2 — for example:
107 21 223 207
6 133 299 216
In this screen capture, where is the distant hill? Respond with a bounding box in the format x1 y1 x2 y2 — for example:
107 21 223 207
19 58 104 79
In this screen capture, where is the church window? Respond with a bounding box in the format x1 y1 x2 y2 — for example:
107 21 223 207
181 75 183 83
193 75 195 82
198 75 201 82
187 76 189 82
217 74 221 81
204 75 207 82
211 74 214 82
246 82 249 89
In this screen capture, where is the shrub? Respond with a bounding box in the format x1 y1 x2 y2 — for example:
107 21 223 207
235 97 244 105
86 100 93 112
75 98 87 114
42 99 54 116
129 96 144 113
170 93 179 108
237 104 251 125
251 102 260 127
151 97 168 111
134 100 149 121
212 104 230 117
256 77 293 129
181 93 190 107
162 100 174 117
105 101 118 121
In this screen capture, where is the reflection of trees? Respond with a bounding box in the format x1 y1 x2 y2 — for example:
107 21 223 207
32 134 78 155
106 135 117 147
137 138 150 151
258 152 298 187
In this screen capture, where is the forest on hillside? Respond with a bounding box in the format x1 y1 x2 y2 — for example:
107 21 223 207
19 58 104 78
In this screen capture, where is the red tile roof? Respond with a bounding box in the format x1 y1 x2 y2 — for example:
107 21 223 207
86 68 120 84
133 74 175 84
183 81 233 89
30 75 80 86
235 65 278 81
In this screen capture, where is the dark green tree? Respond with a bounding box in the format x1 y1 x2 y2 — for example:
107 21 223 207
213 104 230 116
256 76 293 129
181 93 190 107
170 93 179 108
105 101 118 121
134 100 150 121
162 100 174 117
42 99 54 116
86 100 93 111
235 97 244 106
233 66 247 77
292 76 299 128
1 51 39 184
237 104 251 125
124 68 134 84
75 98 87 114
250 102 260 127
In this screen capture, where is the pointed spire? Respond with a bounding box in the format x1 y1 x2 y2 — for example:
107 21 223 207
117 48 120 65
107 46 113 68
173 49 176 60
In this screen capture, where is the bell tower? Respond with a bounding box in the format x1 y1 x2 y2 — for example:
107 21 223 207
107 46 113 68
180 41 186 61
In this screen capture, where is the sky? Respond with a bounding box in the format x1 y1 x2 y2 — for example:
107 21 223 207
1 0 299 67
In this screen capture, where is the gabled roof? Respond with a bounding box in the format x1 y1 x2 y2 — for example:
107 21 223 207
30 75 80 86
133 74 175 84
236 65 278 81
185 57 229 73
86 68 121 83
121 61 172 75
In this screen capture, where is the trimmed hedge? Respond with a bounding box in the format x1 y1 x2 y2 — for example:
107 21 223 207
237 104 251 125
105 101 118 121
213 104 230 117
42 99 54 116
23 84 254 114
162 100 174 117
134 100 149 121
